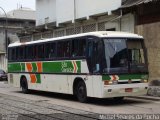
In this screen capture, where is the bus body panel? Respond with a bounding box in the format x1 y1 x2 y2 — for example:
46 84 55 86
102 83 148 98
8 73 148 98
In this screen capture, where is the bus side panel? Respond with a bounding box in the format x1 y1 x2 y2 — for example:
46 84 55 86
8 73 20 88
92 75 103 98
26 74 70 94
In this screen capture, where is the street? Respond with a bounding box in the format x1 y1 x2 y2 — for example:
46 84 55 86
0 81 160 120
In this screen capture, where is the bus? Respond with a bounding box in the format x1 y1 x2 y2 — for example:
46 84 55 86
8 31 148 102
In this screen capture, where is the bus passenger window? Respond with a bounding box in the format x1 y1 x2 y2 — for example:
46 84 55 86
78 39 86 56
37 44 44 59
8 48 12 61
11 48 16 61
45 43 51 58
71 40 78 57
57 41 70 58
71 38 86 57
49 43 56 58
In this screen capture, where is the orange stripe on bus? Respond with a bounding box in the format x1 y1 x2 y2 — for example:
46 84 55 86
26 63 32 72
37 62 42 72
30 74 37 83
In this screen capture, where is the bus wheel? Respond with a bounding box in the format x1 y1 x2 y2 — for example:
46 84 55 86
76 81 87 103
21 77 29 94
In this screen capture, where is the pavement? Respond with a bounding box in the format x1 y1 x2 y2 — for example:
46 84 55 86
129 95 160 101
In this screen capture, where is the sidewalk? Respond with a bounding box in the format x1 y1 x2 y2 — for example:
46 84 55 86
129 95 160 101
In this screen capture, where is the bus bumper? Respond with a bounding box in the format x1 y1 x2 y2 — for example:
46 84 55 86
103 83 148 98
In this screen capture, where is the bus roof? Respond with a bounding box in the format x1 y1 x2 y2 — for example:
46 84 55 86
9 31 143 47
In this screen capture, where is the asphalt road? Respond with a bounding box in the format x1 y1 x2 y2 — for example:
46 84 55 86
0 81 160 120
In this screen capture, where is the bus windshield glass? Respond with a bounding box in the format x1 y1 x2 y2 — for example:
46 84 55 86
103 38 147 74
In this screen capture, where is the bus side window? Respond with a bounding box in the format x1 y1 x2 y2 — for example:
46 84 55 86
26 46 34 60
11 48 16 61
49 42 56 58
8 48 11 61
71 39 78 57
57 41 70 58
18 47 25 60
37 44 45 59
45 43 51 59
71 38 86 57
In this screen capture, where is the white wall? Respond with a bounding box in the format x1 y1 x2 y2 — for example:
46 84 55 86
36 0 56 26
7 9 35 20
76 0 121 18
0 54 7 72
56 0 74 26
0 33 5 52
105 13 135 33
36 0 121 26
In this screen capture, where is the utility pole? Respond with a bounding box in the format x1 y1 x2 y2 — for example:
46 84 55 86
74 0 76 34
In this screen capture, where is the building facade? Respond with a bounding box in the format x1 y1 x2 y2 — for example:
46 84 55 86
0 8 35 71
20 0 135 42
121 0 160 80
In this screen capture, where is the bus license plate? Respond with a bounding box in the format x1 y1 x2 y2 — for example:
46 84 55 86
125 88 133 92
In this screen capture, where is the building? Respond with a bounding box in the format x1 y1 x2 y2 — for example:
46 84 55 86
19 0 129 42
120 0 160 80
0 7 35 71
19 0 136 41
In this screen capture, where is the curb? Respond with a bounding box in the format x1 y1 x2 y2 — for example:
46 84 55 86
128 96 160 101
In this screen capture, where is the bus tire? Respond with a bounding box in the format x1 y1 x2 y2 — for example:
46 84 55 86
20 76 29 94
76 81 87 103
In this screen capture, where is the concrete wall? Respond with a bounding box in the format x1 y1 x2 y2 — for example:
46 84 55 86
135 22 160 80
105 13 135 33
7 9 35 20
36 0 56 26
0 54 7 72
0 33 5 52
36 0 121 26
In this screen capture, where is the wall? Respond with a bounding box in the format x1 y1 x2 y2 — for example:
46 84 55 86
105 13 135 33
0 54 7 72
135 22 160 80
36 0 121 26
36 0 56 26
0 33 5 52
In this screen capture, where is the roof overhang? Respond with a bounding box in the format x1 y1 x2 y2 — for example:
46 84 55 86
120 0 159 9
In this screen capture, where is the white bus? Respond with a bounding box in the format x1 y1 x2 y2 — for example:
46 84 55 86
8 31 148 102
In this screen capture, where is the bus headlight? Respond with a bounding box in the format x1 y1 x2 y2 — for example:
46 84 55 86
104 80 118 85
104 81 112 85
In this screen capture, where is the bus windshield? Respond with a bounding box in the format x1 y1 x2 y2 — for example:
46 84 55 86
103 38 147 74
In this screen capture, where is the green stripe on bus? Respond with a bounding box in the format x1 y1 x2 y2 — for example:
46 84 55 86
102 74 148 81
36 74 41 83
8 60 81 73
32 63 37 72
8 63 21 72
21 63 25 72
76 61 81 73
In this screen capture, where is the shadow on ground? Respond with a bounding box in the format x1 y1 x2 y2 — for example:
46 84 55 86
14 90 151 106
